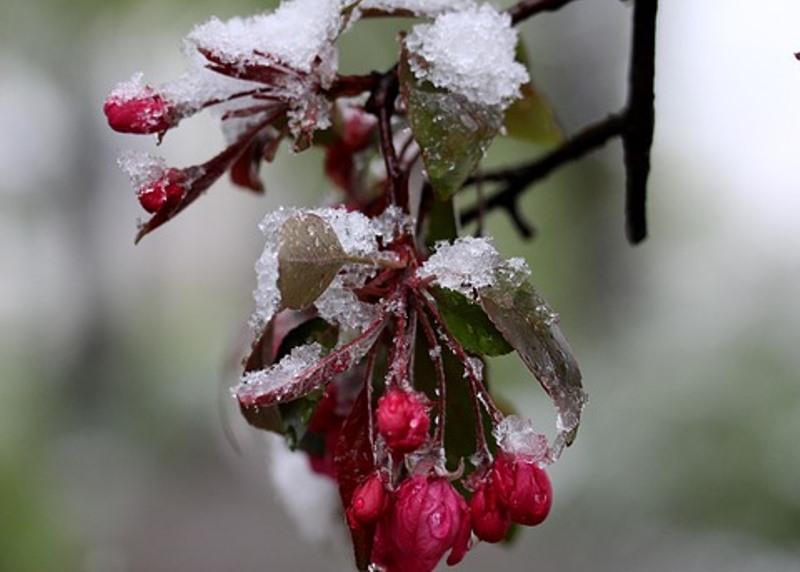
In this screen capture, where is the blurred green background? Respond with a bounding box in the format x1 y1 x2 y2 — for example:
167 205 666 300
2 0 799 570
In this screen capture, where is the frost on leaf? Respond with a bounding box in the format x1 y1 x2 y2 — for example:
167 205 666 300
404 5 528 108
187 0 343 82
417 237 503 301
419 238 586 456
235 313 386 408
493 415 550 465
480 268 586 457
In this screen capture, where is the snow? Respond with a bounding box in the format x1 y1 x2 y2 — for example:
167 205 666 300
236 342 324 403
187 0 343 81
360 0 474 16
493 415 550 464
405 4 529 107
252 206 411 329
417 236 503 300
116 150 166 190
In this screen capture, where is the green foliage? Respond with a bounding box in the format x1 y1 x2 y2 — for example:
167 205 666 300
400 52 503 200
431 287 513 357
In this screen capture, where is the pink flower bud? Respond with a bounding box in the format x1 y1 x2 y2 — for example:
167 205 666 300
373 475 471 572
470 482 511 543
137 169 186 213
491 453 552 526
376 388 430 454
346 472 388 529
104 88 174 134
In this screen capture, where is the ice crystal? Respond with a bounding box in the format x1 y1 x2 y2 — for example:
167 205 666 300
493 415 550 464
236 342 324 402
417 236 503 300
116 150 166 189
405 5 528 107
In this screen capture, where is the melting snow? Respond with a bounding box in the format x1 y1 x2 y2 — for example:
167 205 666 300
236 342 324 403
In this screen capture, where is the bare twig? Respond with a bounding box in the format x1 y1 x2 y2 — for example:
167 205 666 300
507 0 582 25
622 0 658 243
460 114 625 227
365 67 403 207
461 0 659 245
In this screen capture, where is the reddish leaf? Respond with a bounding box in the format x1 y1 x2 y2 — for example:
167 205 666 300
335 388 376 571
236 313 386 408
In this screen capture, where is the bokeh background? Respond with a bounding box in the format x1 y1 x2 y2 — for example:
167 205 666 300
2 0 799 570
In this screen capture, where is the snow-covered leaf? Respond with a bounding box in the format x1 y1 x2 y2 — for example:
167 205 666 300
480 277 586 451
235 313 386 408
399 53 503 200
277 213 349 310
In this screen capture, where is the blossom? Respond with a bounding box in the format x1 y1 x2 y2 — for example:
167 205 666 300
372 475 471 571
490 453 552 526
376 388 430 454
346 472 389 529
103 86 176 134
470 482 511 543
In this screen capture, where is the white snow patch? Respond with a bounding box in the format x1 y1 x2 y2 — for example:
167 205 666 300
236 342 324 403
405 5 528 107
493 415 550 464
360 0 474 16
417 236 503 300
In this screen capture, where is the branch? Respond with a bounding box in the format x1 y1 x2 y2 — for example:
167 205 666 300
462 0 659 245
506 0 582 25
365 67 403 208
622 0 658 244
460 114 625 227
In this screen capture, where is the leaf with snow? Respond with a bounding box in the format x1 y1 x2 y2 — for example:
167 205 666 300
235 313 386 408
399 53 503 200
277 213 351 310
480 273 586 454
431 287 512 357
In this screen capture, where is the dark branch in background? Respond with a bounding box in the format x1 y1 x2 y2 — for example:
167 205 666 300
464 0 659 245
365 66 403 208
623 0 658 243
506 0 582 25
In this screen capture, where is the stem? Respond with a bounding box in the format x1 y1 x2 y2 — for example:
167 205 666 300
364 344 379 462
415 301 447 449
460 114 625 228
365 67 403 208
506 0 582 25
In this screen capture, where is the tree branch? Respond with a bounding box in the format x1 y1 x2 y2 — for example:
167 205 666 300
460 114 625 227
506 0 582 25
622 0 658 244
365 67 403 208
462 0 659 245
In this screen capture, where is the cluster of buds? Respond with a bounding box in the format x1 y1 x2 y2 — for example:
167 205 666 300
105 2 588 571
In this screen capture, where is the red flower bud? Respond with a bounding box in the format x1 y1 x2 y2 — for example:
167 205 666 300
373 476 471 572
137 169 186 213
346 472 388 529
376 388 430 454
470 482 511 543
104 88 174 134
491 453 552 526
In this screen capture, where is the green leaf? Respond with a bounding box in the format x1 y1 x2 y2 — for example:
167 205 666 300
504 83 564 147
431 287 512 356
277 213 348 310
506 39 563 147
424 196 458 248
480 277 586 448
399 51 504 200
